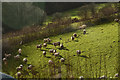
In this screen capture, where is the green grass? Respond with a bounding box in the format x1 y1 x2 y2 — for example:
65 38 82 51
2 22 119 78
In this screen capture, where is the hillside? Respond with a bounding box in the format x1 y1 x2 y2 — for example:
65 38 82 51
2 22 119 78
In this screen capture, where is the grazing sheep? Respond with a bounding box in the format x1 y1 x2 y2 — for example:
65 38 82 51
3 58 7 62
53 42 60 47
43 43 47 47
114 19 119 22
5 53 11 58
99 75 107 79
71 36 74 40
49 49 54 53
79 76 84 80
60 44 64 49
60 58 65 62
76 50 81 55
43 51 46 56
48 60 53 64
19 64 23 68
53 42 57 47
14 55 20 60
44 38 51 43
114 73 118 77
23 58 27 63
18 48 22 55
73 33 77 37
16 66 22 72
54 52 59 57
17 72 21 77
27 65 33 70
37 44 42 50
53 50 56 53
83 29 86 34
79 24 87 29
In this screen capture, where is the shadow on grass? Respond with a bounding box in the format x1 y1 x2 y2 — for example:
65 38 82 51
80 55 89 58
74 40 79 42
41 49 47 51
46 48 52 49
46 56 51 58
57 47 69 51
47 43 53 45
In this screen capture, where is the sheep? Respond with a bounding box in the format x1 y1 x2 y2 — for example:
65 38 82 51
76 50 81 55
53 50 56 53
43 43 47 48
19 64 23 68
3 58 7 62
43 51 46 56
114 73 118 77
73 33 77 37
16 72 21 77
79 76 84 79
4 53 11 58
83 29 86 34
18 48 22 55
48 60 53 64
114 19 119 22
54 52 59 57
60 44 64 49
71 36 74 40
99 75 107 79
37 44 42 50
16 66 22 72
60 58 65 62
14 55 20 60
53 42 60 47
23 58 27 63
79 24 86 29
3 58 7 65
44 38 51 43
49 49 54 53
27 65 33 70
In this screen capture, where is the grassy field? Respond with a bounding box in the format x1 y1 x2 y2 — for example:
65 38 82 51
2 21 119 78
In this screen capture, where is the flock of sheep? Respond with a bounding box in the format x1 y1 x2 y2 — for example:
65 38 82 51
2 20 119 79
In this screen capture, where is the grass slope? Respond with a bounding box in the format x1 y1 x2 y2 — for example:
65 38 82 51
3 22 119 78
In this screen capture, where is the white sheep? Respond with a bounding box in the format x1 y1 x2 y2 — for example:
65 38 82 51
60 58 65 62
14 55 20 60
16 66 22 72
37 44 42 50
79 76 83 79
83 29 86 34
18 48 22 55
43 51 46 56
53 50 57 53
5 53 11 58
54 52 59 57
76 50 81 55
23 58 27 63
27 65 33 70
71 36 74 40
49 49 54 53
114 73 118 77
43 43 47 47
48 60 53 64
99 75 107 79
17 72 21 77
60 44 64 49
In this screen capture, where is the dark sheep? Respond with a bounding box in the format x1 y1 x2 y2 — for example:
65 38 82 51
73 33 77 37
49 49 54 53
17 72 21 77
